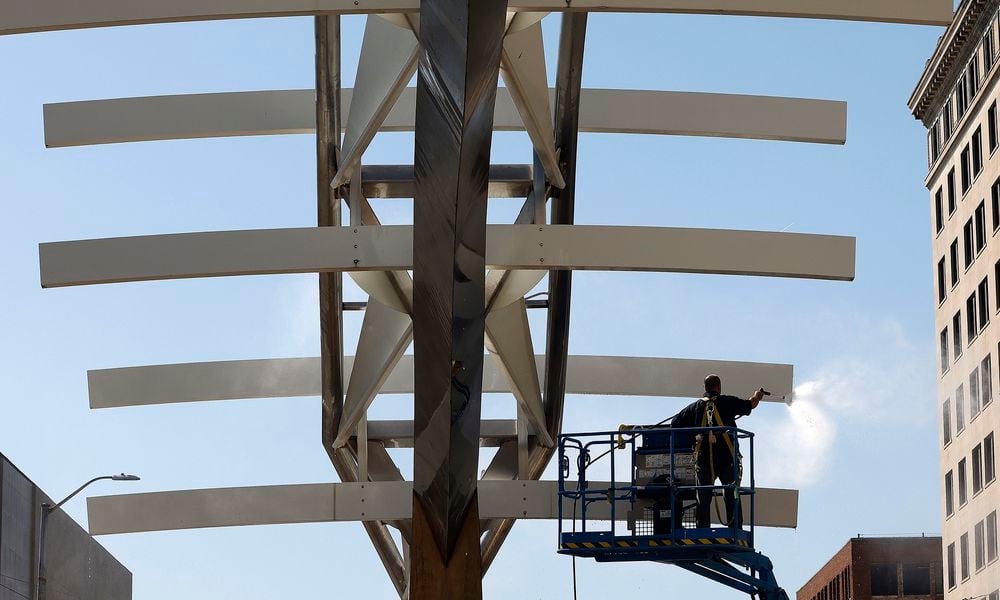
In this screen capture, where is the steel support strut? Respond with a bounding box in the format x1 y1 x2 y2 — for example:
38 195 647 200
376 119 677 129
409 0 508 596
316 14 344 476
480 12 587 573
316 16 407 597
671 552 790 600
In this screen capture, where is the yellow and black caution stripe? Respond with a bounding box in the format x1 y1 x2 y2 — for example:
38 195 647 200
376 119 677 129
561 541 616 549
562 537 749 550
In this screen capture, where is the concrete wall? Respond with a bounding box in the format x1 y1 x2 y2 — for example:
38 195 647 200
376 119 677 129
0 454 131 600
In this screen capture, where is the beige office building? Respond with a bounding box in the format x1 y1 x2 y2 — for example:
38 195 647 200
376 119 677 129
912 1 1000 598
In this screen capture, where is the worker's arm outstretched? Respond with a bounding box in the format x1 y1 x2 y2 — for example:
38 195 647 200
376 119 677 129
715 388 765 420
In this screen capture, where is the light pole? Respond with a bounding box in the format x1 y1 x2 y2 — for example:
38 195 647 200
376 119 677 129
34 473 140 600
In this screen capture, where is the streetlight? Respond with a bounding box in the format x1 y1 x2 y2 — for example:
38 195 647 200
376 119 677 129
34 473 141 600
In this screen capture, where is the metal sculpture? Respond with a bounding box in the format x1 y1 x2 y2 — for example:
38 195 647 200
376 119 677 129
4 1 950 597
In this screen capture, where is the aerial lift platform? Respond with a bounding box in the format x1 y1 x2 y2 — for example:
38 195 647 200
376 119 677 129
558 425 790 600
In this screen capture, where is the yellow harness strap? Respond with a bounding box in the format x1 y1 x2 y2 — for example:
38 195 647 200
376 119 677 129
695 397 736 457
695 396 739 527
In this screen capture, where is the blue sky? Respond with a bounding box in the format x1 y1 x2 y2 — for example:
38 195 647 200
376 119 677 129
0 10 944 599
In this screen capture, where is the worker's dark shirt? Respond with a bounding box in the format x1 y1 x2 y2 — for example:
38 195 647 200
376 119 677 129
671 394 754 430
669 394 754 455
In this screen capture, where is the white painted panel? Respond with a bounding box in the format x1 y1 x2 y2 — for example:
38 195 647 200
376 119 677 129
87 355 793 408
487 225 856 281
87 481 797 534
86 484 337 534
577 89 846 144
3 0 952 37
484 300 549 445
563 356 793 401
332 14 418 188
366 419 518 448
40 224 855 288
43 89 847 148
38 225 412 288
336 299 412 447
499 21 564 187
334 481 410 521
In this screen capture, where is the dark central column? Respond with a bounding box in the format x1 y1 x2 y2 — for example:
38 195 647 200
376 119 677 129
410 0 508 596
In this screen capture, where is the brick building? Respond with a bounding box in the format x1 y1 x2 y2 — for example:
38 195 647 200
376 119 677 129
798 537 943 600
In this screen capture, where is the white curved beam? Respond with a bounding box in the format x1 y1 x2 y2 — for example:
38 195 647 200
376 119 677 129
2 0 952 37
42 88 847 148
38 224 856 288
86 481 798 534
86 355 793 408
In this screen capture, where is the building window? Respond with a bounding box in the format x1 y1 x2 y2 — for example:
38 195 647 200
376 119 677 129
987 432 996 484
948 543 957 589
996 262 1000 310
955 311 964 358
952 240 961 286
966 219 976 268
958 383 967 433
987 28 997 72
969 293 979 340
981 277 991 329
970 56 981 97
963 145 972 193
946 470 955 516
931 124 941 164
939 258 948 304
974 443 984 493
944 399 953 446
974 127 984 178
984 355 994 406
949 168 958 214
962 532 970 580
870 563 898 596
946 100 955 140
992 103 1000 154
978 520 987 571
935 188 945 234
902 563 931 596
977 201 988 254
942 329 950 374
959 75 970 119
972 367 982 417
988 511 998 563
993 178 1000 231
960 457 969 505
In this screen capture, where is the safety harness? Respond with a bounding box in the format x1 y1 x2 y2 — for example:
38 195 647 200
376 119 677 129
693 396 740 527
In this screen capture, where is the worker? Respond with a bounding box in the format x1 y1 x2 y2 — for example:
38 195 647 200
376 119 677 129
672 374 765 530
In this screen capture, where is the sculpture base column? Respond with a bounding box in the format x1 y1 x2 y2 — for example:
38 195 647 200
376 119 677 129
410 493 484 600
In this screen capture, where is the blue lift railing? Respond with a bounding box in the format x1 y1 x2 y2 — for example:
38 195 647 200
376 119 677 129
557 425 789 600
